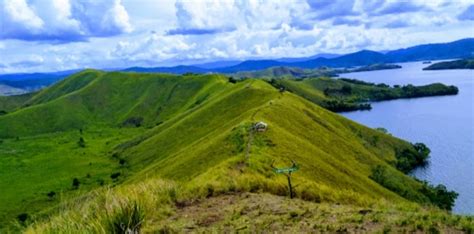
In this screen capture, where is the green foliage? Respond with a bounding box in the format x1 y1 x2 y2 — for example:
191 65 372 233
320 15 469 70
77 137 86 148
72 178 80 189
419 182 458 211
370 165 458 210
122 117 144 127
106 201 145 234
17 213 29 223
111 172 121 180
423 59 474 70
274 77 458 112
46 191 56 199
395 143 430 173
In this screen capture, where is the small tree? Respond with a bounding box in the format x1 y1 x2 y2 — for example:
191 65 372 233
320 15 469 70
78 137 86 148
47 191 56 199
17 213 28 223
72 178 80 189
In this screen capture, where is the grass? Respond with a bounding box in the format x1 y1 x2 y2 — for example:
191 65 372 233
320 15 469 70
0 70 471 231
24 179 474 233
0 127 143 228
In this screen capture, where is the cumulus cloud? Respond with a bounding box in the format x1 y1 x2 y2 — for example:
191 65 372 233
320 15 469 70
1 0 473 73
0 0 132 41
168 0 309 35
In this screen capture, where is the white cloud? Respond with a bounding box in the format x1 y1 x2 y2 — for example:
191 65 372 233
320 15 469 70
0 0 132 41
1 0 474 73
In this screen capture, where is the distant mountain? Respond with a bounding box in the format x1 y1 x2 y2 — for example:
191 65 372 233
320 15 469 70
0 70 77 90
193 60 242 69
4 38 472 88
276 53 340 63
295 50 387 68
385 38 474 62
122 65 208 74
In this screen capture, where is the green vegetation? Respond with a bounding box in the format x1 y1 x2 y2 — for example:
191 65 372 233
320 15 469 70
270 77 458 112
345 63 402 72
24 180 472 233
0 70 470 232
423 59 474 70
0 92 35 114
370 166 458 211
395 143 430 173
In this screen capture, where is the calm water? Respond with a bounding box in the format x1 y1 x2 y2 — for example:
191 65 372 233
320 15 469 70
340 61 473 214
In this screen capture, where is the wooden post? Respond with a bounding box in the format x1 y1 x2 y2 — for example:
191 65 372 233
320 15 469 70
271 160 299 199
287 173 293 199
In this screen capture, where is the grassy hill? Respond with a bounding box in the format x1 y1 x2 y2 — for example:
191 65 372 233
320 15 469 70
423 59 474 70
272 77 458 112
0 71 470 232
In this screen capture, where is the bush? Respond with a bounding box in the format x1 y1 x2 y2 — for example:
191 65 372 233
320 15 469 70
122 117 144 127
77 137 86 148
395 143 430 173
17 213 28 223
47 191 56 199
370 165 458 210
111 172 121 180
72 178 80 189
106 202 144 234
228 76 237 83
419 182 458 211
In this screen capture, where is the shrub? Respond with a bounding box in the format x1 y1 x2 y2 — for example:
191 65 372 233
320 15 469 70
47 191 56 199
106 202 145 234
395 143 430 173
228 76 237 83
72 178 80 189
370 165 458 210
122 117 144 127
17 213 28 223
111 172 121 180
77 137 86 148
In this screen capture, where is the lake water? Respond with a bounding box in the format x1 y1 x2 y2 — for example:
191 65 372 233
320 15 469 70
340 61 473 214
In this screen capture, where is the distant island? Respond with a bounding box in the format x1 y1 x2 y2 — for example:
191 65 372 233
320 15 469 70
344 63 402 73
423 59 474 70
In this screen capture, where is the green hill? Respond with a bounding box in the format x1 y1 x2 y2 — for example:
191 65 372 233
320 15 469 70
271 77 458 112
423 59 474 70
0 71 470 232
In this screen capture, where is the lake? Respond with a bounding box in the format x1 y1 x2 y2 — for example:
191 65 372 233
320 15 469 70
340 61 473 214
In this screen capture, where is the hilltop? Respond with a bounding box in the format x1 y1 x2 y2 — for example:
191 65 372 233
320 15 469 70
0 71 470 232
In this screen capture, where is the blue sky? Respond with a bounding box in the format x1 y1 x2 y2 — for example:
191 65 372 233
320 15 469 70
0 0 473 73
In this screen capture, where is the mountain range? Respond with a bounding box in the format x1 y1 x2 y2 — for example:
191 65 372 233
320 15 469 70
0 38 473 95
124 38 474 73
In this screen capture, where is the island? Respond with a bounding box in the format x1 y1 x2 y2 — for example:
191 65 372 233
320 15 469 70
343 63 402 73
423 59 474 70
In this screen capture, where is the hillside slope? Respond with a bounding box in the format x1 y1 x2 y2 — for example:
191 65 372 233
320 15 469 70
0 71 468 231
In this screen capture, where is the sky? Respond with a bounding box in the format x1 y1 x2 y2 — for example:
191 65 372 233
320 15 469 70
0 0 473 74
